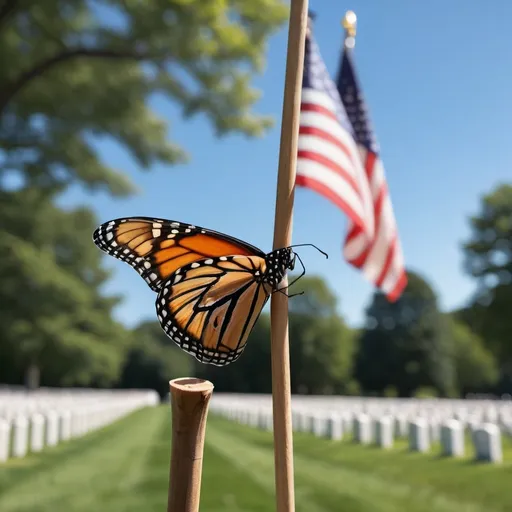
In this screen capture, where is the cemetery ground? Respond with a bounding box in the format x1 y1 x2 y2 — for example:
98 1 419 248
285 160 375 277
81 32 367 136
1 406 512 512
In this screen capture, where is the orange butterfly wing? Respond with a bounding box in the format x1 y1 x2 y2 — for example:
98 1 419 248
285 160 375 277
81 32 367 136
155 255 271 366
93 217 265 292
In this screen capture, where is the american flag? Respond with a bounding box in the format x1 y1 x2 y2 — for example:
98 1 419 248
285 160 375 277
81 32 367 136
295 22 407 301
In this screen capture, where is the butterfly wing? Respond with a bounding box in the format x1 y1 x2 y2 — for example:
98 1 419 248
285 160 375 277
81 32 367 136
93 217 265 292
155 254 271 366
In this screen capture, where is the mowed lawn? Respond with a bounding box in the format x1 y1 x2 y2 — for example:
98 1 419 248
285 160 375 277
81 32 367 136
1 406 512 511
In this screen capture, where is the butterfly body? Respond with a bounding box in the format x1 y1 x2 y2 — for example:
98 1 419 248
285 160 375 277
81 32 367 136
93 217 297 366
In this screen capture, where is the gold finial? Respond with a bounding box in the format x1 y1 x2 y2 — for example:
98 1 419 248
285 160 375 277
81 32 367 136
342 10 357 48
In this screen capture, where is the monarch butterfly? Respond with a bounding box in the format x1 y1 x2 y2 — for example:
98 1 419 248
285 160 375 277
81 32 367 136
92 217 326 366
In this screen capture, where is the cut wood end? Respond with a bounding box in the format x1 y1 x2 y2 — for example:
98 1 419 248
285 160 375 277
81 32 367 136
169 377 214 394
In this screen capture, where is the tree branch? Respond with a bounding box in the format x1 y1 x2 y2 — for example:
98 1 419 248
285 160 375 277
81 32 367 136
0 47 157 116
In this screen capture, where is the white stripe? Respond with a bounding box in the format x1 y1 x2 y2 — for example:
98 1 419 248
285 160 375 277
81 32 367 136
301 88 337 112
297 158 367 223
343 231 367 260
298 135 357 182
369 159 386 199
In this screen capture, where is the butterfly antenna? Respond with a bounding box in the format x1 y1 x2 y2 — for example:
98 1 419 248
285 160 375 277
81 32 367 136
288 243 328 259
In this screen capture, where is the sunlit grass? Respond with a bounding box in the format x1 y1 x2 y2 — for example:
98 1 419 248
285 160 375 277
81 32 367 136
0 405 511 511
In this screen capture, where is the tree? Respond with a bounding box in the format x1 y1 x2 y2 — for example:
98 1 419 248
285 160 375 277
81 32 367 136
0 187 130 387
445 314 498 395
118 320 194 398
288 276 356 394
1 0 288 194
461 183 512 386
355 270 455 397
0 1 288 388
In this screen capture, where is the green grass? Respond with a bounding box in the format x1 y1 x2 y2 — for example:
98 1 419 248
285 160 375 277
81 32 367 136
1 406 512 511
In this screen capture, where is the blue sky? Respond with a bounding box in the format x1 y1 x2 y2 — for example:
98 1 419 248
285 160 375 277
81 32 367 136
59 0 512 329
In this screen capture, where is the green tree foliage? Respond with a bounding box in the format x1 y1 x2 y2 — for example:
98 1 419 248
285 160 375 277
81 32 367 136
118 321 194 398
0 0 288 388
0 0 288 194
460 183 512 389
0 188 129 387
445 314 498 395
355 270 455 397
288 276 356 394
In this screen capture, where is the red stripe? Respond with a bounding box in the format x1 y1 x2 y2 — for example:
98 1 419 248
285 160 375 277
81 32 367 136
301 102 337 121
386 269 408 302
375 235 397 288
346 222 362 243
295 175 365 231
297 150 361 198
365 151 377 181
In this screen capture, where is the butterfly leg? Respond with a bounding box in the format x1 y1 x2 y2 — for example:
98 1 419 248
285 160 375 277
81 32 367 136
273 253 306 298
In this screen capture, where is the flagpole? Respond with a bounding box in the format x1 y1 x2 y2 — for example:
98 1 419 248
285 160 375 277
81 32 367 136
270 0 309 511
342 10 357 48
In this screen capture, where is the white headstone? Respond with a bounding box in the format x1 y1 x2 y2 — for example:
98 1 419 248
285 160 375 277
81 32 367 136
440 419 464 457
13 415 29 458
376 416 394 449
60 410 72 441
326 415 343 441
0 419 10 463
409 418 430 453
429 419 441 442
312 415 327 437
473 423 502 463
30 413 45 452
354 414 372 444
265 412 273 431
342 413 353 434
395 415 408 438
45 410 59 446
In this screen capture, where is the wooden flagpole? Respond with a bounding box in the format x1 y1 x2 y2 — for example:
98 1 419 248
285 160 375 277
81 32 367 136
269 0 309 511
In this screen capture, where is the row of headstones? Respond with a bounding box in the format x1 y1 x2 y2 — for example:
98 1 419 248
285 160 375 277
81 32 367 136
210 394 512 436
0 389 160 463
210 405 503 464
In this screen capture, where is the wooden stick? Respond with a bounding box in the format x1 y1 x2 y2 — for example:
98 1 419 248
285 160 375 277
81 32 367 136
167 377 214 512
270 0 309 511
